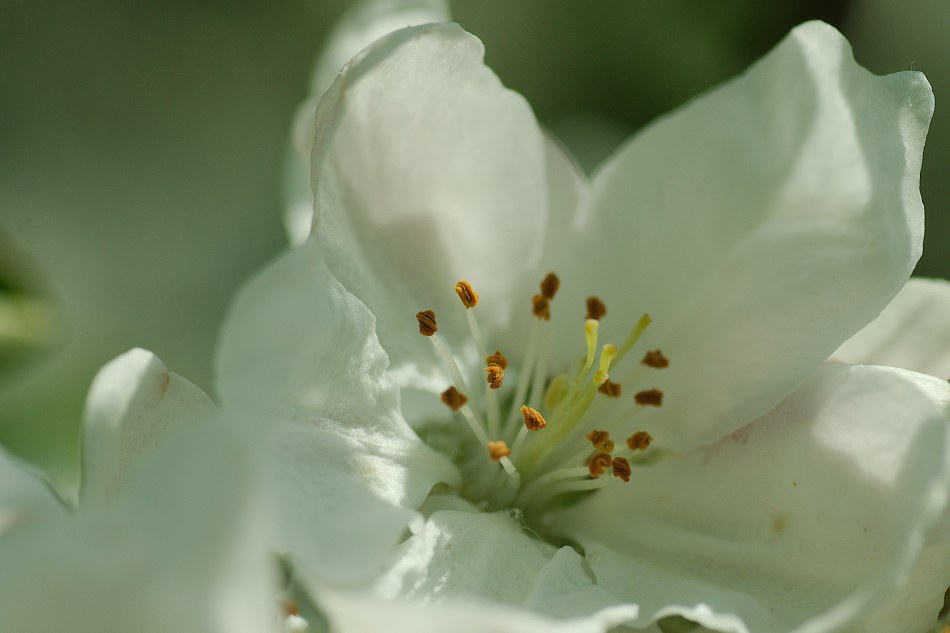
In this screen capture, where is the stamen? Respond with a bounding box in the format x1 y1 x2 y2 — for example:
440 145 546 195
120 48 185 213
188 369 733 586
615 313 652 365
454 280 479 308
611 457 631 482
486 349 508 369
634 389 664 406
520 405 547 431
487 440 511 461
593 344 618 385
627 431 653 451
586 296 606 321
543 374 569 409
598 379 621 397
531 294 551 320
485 363 505 389
641 349 669 368
588 452 612 477
540 272 560 300
415 309 437 336
440 386 468 411
587 429 615 453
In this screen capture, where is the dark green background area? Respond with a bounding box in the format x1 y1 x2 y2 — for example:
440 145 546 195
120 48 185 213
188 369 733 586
0 0 947 492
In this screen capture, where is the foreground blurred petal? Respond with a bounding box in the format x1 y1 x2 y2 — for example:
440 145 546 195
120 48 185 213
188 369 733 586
0 446 66 533
81 347 213 503
0 422 275 633
564 21 933 449
555 364 949 633
833 277 950 379
216 238 458 585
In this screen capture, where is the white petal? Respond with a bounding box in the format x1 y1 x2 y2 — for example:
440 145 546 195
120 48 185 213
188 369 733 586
0 446 66 533
562 21 933 448
0 422 276 633
216 239 458 583
372 509 637 629
310 23 548 367
81 347 213 503
555 364 950 633
319 589 617 633
833 277 950 379
284 0 451 245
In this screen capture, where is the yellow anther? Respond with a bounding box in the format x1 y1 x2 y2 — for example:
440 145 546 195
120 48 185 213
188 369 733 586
634 389 663 407
588 452 612 477
440 386 468 411
641 349 669 368
593 344 617 385
486 349 508 370
585 296 606 321
454 280 479 308
487 440 511 461
485 363 505 389
540 272 560 300
611 457 632 482
520 405 547 431
627 431 653 451
415 309 437 336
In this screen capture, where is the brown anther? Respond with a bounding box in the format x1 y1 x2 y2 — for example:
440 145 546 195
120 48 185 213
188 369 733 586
588 452 612 477
641 349 669 368
487 440 511 461
540 272 560 300
597 379 621 397
585 296 607 321
440 386 468 411
586 430 615 453
611 457 632 483
279 600 300 618
454 280 479 308
486 349 508 370
531 294 551 321
520 405 547 431
634 389 664 406
485 363 505 389
416 309 437 336
627 431 653 451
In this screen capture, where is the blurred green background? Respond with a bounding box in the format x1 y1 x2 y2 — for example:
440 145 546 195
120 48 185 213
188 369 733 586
1 0 947 496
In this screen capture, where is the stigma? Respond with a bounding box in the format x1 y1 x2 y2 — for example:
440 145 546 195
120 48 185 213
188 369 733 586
414 274 669 516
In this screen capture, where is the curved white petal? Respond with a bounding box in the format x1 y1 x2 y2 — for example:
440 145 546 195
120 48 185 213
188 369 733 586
216 238 459 583
284 0 451 245
0 446 66 533
833 277 950 379
319 589 621 633
370 509 638 629
555 364 949 633
560 21 933 449
0 422 276 633
81 347 213 503
310 23 548 370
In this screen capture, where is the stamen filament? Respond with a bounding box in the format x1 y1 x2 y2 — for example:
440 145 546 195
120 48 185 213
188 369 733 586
459 403 490 447
505 320 542 431
428 332 471 397
614 313 652 366
515 466 590 506
528 325 552 408
582 319 599 376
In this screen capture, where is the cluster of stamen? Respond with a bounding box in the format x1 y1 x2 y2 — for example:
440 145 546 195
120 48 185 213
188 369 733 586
415 273 669 515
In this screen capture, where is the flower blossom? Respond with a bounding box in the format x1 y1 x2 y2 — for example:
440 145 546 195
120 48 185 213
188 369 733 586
1 6 948 633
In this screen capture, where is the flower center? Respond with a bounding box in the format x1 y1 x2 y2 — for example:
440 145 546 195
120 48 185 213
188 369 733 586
415 274 669 529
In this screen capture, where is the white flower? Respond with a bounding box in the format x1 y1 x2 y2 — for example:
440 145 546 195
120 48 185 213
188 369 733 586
215 15 950 633
7 7 947 633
